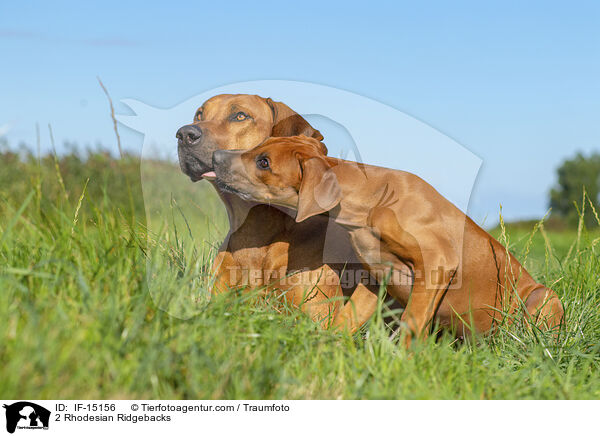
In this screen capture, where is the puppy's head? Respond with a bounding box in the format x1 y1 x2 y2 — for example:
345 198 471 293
176 94 323 182
213 136 341 222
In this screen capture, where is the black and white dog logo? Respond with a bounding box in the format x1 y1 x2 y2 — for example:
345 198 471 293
3 402 50 433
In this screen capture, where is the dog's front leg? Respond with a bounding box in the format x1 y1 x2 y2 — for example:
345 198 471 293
332 282 379 333
210 251 242 293
400 284 446 347
400 254 457 347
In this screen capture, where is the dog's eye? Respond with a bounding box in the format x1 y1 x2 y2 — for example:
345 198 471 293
256 157 270 170
234 112 248 121
195 111 202 121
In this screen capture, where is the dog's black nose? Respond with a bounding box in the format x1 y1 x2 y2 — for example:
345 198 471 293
176 125 202 146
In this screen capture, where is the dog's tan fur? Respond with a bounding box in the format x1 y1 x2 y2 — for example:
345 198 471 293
177 95 379 330
213 135 565 344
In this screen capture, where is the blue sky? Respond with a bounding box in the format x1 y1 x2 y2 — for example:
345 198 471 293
1 1 598 224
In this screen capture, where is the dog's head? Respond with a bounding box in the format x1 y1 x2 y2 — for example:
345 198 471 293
176 94 323 182
213 135 341 222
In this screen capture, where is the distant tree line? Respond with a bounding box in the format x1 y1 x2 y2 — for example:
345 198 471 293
550 152 600 228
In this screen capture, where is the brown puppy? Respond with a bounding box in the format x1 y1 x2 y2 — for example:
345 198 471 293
212 135 565 344
176 95 379 329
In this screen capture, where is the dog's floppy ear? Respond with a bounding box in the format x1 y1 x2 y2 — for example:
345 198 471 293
266 97 324 143
296 157 341 222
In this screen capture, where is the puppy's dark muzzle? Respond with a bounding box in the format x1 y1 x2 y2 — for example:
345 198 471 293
212 149 230 168
212 149 245 187
176 124 202 148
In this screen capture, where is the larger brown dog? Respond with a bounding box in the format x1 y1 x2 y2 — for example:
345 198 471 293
177 94 379 329
212 135 565 344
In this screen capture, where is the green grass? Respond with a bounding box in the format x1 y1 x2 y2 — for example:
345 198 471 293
1 149 599 399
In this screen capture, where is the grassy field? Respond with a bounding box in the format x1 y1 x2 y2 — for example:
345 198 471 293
1 148 599 399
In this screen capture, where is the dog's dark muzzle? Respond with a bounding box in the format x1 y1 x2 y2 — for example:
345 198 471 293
176 124 214 181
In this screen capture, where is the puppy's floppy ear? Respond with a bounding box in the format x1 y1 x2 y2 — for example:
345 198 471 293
266 97 325 143
296 157 341 223
302 136 329 156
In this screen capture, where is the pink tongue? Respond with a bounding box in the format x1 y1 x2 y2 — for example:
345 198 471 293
202 171 217 178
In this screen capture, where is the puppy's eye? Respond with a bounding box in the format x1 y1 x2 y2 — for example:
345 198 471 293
234 112 248 121
195 111 202 121
256 157 270 170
